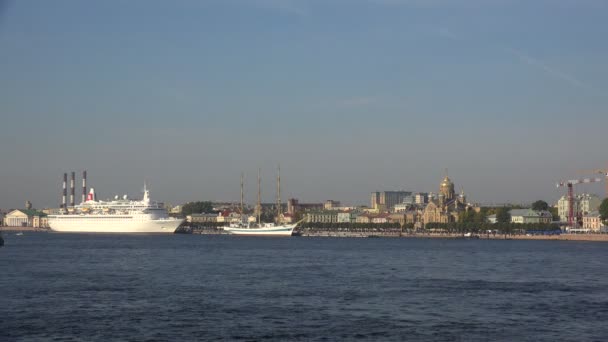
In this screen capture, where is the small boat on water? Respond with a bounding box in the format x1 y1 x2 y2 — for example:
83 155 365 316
15 232 23 236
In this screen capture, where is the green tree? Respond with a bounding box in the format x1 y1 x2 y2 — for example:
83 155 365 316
531 200 549 211
549 207 558 220
599 198 608 223
458 210 476 223
496 207 511 223
181 201 214 216
473 210 487 223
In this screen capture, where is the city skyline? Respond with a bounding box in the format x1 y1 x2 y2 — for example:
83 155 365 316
1 0 607 208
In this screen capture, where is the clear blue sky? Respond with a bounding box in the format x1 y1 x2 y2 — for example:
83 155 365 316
1 0 607 209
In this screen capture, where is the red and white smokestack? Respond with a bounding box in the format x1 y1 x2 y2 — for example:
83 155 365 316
70 171 75 207
82 170 87 203
62 173 67 209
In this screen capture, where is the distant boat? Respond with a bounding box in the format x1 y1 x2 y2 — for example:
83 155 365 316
223 166 299 237
15 232 23 236
463 232 480 239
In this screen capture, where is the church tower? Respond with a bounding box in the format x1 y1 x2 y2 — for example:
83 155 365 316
439 169 455 201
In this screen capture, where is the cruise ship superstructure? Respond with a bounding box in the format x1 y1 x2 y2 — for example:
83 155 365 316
48 178 183 233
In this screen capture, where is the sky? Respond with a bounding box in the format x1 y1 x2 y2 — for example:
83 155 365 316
0 0 607 209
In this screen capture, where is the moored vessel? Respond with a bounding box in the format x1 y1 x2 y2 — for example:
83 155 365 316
223 166 299 237
48 181 183 234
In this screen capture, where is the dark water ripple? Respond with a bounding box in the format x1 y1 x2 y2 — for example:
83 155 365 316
1 233 608 341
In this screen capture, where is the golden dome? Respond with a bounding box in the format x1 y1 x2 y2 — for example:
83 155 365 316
440 176 452 187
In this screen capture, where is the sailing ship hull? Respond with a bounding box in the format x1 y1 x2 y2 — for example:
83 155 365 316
223 224 296 236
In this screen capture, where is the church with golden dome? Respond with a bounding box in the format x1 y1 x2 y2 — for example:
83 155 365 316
422 170 469 225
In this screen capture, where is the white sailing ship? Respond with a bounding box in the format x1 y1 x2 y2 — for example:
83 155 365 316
48 185 183 234
223 167 299 236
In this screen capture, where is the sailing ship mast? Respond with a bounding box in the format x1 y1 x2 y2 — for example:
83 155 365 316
257 168 261 224
240 171 244 222
276 164 281 224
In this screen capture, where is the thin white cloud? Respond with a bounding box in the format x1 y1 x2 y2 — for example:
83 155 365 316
501 46 587 89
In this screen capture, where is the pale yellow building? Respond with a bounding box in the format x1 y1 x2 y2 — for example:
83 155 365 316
3 209 48 228
582 211 604 232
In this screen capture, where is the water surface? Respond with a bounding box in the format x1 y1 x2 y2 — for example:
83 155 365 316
1 233 607 341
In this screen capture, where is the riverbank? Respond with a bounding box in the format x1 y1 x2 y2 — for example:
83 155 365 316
190 227 608 242
303 232 608 241
5 226 608 241
0 226 50 232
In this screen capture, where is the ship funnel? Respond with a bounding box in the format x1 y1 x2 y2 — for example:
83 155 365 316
87 188 96 202
82 170 87 203
70 172 75 207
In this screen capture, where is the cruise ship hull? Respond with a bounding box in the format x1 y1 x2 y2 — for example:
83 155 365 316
223 224 296 236
48 217 183 234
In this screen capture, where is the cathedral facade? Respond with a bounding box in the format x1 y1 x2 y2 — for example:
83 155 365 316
422 173 469 226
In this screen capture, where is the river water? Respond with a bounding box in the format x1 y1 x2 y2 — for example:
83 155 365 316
1 233 607 341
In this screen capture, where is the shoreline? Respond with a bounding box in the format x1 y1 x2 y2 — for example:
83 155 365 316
4 226 608 242
299 232 608 242
0 226 50 232
191 228 608 242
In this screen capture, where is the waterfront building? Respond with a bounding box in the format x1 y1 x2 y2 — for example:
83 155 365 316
370 191 412 211
557 193 601 222
304 210 338 224
3 209 48 228
414 193 429 205
509 209 553 224
371 213 390 224
393 202 413 213
404 210 421 224
422 174 469 225
355 214 372 224
582 211 604 231
337 211 358 223
324 200 341 210
287 198 323 215
388 213 406 226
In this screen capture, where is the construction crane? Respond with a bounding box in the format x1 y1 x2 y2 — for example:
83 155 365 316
556 177 602 228
578 167 608 197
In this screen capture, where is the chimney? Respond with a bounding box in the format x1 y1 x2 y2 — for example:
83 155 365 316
70 171 75 207
82 170 87 203
62 173 67 209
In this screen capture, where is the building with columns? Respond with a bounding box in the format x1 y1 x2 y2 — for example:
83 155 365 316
3 209 48 228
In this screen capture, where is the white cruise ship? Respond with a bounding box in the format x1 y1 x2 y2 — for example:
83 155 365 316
48 186 183 234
